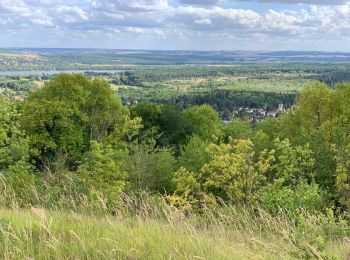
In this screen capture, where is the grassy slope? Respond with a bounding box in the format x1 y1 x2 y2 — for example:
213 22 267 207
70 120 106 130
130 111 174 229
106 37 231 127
0 209 348 259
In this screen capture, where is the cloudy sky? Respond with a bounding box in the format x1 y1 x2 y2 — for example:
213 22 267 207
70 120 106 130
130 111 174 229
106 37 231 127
0 0 350 50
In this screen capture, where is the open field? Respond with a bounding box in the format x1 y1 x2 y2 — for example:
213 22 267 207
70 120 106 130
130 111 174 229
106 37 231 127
0 52 42 59
0 208 348 259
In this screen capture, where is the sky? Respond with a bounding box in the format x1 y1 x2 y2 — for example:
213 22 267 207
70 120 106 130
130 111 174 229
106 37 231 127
0 0 350 51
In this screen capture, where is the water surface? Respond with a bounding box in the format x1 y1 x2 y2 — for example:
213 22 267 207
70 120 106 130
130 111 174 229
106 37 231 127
0 70 126 76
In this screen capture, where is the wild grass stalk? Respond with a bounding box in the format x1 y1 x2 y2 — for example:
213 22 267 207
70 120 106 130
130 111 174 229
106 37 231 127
0 175 349 259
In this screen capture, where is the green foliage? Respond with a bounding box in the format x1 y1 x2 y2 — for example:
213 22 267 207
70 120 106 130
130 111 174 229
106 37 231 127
178 135 211 172
252 130 271 153
277 83 350 199
130 102 162 131
131 103 187 147
201 139 274 203
158 105 186 147
335 144 350 210
171 167 208 211
277 83 335 144
76 141 127 203
260 181 324 215
3 73 350 256
20 74 131 170
174 139 274 205
223 119 252 142
127 139 176 193
183 104 222 141
272 138 315 187
2 71 350 259
254 118 279 151
173 167 201 196
0 95 31 174
295 82 333 132
84 78 129 143
20 74 89 167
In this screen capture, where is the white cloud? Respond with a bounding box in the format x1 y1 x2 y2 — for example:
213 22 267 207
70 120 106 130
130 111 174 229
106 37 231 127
0 0 350 50
239 0 348 4
179 0 349 5
178 0 224 5
97 0 168 12
56 6 89 23
194 18 212 24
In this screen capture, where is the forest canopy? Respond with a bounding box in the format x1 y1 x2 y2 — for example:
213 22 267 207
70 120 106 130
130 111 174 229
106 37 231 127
0 73 350 215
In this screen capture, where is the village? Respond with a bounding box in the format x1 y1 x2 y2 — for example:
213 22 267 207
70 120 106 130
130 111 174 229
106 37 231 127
0 53 44 67
225 103 285 123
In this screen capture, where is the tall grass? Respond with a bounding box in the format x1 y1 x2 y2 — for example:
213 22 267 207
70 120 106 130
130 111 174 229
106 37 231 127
0 175 349 259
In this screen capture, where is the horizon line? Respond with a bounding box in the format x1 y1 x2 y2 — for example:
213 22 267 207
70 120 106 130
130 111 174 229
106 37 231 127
0 47 348 53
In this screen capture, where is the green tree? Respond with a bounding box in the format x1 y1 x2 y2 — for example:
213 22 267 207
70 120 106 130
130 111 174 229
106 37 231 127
173 167 201 197
172 167 205 209
276 83 346 193
84 78 129 143
0 95 31 175
131 104 186 148
158 105 186 147
260 181 324 215
183 104 222 141
77 141 127 203
335 144 350 210
20 74 131 170
223 119 252 142
254 118 279 152
201 139 274 203
130 102 162 131
127 139 176 193
178 135 211 172
277 82 334 144
294 82 333 132
272 138 315 187
0 94 34 203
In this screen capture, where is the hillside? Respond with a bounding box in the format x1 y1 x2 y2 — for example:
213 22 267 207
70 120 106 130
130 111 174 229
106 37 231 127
0 208 348 259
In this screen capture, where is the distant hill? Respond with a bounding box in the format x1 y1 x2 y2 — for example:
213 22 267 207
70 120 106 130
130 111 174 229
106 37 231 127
3 48 350 64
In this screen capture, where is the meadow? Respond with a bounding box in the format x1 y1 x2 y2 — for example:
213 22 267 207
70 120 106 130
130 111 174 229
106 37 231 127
0 190 349 259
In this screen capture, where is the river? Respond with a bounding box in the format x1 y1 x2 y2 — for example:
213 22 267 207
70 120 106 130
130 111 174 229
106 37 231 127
0 70 126 76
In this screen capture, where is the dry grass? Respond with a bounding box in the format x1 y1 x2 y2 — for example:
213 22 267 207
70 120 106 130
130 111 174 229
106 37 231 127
0 177 348 259
0 204 348 259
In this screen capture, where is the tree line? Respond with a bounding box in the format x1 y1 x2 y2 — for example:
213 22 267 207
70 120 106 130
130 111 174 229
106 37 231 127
1 74 350 215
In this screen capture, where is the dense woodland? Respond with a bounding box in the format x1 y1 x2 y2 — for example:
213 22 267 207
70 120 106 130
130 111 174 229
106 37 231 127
0 63 326 118
3 74 350 211
3 73 350 257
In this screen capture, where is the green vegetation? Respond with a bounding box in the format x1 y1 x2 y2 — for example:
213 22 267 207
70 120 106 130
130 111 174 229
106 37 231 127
0 205 349 259
4 59 350 121
2 73 350 258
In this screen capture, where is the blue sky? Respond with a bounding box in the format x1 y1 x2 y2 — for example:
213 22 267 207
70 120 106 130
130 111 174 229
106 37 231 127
0 0 350 51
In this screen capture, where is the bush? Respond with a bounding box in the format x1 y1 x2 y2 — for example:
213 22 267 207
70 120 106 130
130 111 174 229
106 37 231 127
260 181 325 215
